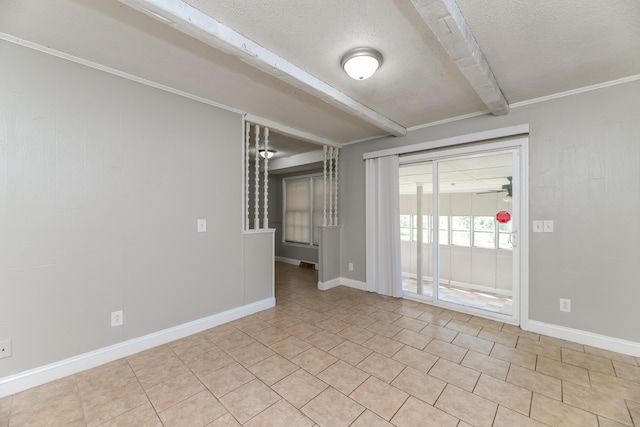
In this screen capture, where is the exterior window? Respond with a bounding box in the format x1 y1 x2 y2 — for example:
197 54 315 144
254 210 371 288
400 215 411 241
284 174 323 245
498 220 513 249
473 216 495 248
451 216 471 246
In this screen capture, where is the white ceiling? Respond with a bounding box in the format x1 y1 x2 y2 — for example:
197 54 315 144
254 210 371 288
1 0 639 158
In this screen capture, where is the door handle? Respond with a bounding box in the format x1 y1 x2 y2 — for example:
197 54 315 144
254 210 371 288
509 230 518 248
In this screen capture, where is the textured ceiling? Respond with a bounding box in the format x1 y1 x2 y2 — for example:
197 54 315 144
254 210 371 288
1 0 639 157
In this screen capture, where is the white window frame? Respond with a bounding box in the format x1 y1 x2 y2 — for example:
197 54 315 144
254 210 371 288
282 173 323 246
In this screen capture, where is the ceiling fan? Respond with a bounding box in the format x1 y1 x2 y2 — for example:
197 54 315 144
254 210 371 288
476 176 512 198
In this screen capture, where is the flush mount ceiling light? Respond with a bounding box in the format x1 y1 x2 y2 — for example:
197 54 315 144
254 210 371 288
341 47 383 80
259 149 276 159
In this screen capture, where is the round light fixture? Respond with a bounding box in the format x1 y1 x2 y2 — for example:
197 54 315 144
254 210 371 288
259 149 276 159
341 47 383 80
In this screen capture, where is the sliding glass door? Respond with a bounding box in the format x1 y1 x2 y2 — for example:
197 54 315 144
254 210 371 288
400 142 522 323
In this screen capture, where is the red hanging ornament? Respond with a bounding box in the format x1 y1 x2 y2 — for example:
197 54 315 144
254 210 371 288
496 211 511 224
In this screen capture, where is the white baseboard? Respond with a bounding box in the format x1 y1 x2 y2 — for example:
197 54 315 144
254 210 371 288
275 256 317 269
317 278 341 291
0 297 276 398
339 277 367 291
527 320 640 357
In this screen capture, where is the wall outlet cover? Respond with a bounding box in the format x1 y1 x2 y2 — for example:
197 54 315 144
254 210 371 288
111 310 124 327
0 339 12 359
560 298 571 312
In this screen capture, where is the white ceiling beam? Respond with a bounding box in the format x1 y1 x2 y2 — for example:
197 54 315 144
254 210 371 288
245 114 342 149
410 0 509 115
119 0 407 137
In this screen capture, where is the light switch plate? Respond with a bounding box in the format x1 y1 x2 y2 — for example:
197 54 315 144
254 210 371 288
532 220 543 233
543 220 554 232
197 219 207 233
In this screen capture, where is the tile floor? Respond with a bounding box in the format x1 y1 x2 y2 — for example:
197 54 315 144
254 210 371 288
2 262 639 426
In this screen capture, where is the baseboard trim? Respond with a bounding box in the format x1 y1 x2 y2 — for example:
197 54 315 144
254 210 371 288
0 298 276 398
339 278 367 291
527 320 640 357
317 278 341 291
275 256 317 269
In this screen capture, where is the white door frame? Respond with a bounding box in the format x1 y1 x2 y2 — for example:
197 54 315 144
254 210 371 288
400 137 529 326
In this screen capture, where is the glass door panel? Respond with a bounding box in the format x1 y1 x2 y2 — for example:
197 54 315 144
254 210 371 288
399 162 433 298
436 152 515 316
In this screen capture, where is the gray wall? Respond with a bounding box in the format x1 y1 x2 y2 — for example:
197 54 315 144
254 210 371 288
340 79 640 342
0 40 246 376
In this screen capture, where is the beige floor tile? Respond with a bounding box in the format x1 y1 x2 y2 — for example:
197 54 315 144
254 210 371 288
272 369 328 409
628 400 640 426
231 318 271 335
291 347 338 375
343 313 377 329
429 358 480 392
228 341 275 368
589 370 640 403
393 315 428 333
394 305 425 319
539 335 585 352
304 330 344 351
250 326 291 346
367 320 403 338
436 384 497 427
301 387 364 426
598 416 635 427
126 345 175 372
452 332 494 355
420 323 459 343
393 329 432 350
205 412 241 427
362 334 405 357
76 359 137 397
328 340 373 365
530 392 598 426
351 409 394 426
493 405 547 427
219 379 280 424
490 342 537 370
350 303 379 316
317 360 370 395
445 320 481 336
159 390 227 427
81 380 148 427
199 362 256 398
10 391 84 427
244 399 314 427
372 308 402 321
97 401 163 427
284 321 323 340
536 356 591 386
562 380 633 425
357 352 406 383
392 345 439 373
316 317 350 334
477 328 518 347
146 371 205 412
507 364 562 401
501 324 540 341
349 376 409 420
517 337 562 360
183 347 235 378
249 354 298 386
424 339 468 363
391 366 446 405
297 310 329 325
391 396 458 427
585 346 639 366
474 374 532 415
468 316 504 331
337 325 376 344
613 360 640 383
461 350 510 380
417 311 453 327
168 333 220 360
214 330 256 352
562 348 616 375
0 396 10 419
269 335 312 360
323 307 356 320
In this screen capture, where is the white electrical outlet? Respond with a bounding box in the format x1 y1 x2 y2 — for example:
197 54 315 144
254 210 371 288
348 263 354 271
560 298 571 313
0 339 12 359
111 310 124 327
